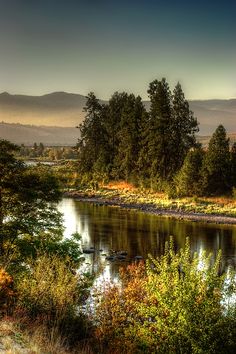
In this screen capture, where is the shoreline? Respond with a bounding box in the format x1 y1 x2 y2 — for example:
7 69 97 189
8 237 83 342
64 191 236 226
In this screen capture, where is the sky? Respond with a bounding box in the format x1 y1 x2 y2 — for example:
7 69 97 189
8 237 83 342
0 0 235 100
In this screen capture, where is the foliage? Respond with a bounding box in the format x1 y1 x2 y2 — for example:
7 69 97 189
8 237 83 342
174 147 204 197
7 232 84 276
52 161 79 190
115 94 145 180
77 92 109 177
201 125 231 195
77 79 199 190
95 239 236 353
0 268 15 313
15 254 90 322
18 143 78 160
230 142 236 188
76 81 236 197
0 139 62 263
171 82 199 172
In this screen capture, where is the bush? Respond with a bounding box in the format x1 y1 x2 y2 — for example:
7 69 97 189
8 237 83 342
0 268 15 314
15 254 89 322
95 239 236 353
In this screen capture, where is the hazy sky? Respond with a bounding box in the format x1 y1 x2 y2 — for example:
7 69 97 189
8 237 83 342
0 0 235 99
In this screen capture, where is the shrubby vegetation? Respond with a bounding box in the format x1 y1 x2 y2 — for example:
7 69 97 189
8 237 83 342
77 79 236 197
94 239 236 353
0 139 92 351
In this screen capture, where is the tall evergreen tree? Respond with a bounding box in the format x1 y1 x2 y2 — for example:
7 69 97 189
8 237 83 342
174 147 204 196
230 142 236 188
147 78 173 184
115 94 146 181
202 125 231 195
171 82 199 173
77 92 108 175
105 92 129 176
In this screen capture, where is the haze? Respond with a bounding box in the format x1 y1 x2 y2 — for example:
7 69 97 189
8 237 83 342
0 0 235 100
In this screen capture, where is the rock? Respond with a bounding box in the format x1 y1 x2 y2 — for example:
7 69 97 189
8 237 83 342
134 255 143 260
83 249 95 254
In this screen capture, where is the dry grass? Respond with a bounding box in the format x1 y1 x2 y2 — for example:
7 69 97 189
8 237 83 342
0 318 31 353
103 180 136 191
82 183 236 217
0 317 95 354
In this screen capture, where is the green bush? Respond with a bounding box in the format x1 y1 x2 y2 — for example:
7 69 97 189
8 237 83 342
15 254 89 322
95 239 236 353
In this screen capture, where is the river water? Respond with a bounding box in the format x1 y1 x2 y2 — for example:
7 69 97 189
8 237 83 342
58 198 236 278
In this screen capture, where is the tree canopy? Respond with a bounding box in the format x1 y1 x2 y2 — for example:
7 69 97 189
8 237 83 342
0 139 62 262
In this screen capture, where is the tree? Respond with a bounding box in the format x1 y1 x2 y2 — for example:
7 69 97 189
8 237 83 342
105 92 129 177
146 78 173 185
202 125 231 195
174 147 204 196
0 139 62 261
144 79 199 187
230 142 236 188
77 92 109 178
171 82 199 173
115 94 146 181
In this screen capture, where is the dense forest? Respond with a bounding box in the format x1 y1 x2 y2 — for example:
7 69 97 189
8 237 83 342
77 78 236 196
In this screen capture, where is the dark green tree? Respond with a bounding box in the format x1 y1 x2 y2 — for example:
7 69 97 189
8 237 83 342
115 94 146 181
77 92 109 176
0 139 62 260
230 142 236 188
202 125 231 195
146 78 173 185
105 92 129 176
174 147 204 197
171 82 199 173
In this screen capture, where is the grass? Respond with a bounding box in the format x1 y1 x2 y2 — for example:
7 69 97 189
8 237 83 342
75 182 236 218
0 316 96 353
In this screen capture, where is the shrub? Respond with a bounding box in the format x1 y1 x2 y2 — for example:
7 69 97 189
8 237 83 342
0 268 15 313
95 239 236 353
15 254 89 322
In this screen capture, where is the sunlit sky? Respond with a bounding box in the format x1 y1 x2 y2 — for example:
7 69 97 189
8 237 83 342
0 0 235 100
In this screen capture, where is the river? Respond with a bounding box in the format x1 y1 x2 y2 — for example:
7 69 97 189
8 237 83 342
58 197 236 278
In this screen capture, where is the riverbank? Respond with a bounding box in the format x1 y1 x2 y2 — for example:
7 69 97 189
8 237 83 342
64 185 236 225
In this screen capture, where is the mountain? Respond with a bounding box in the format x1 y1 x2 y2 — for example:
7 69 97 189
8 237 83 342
0 122 78 146
143 99 236 134
0 91 87 127
189 99 236 135
0 92 235 135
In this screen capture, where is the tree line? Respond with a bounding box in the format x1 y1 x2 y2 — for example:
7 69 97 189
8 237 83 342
77 78 236 196
18 143 78 160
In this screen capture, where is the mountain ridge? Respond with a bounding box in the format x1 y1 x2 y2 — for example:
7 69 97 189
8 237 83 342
0 91 235 135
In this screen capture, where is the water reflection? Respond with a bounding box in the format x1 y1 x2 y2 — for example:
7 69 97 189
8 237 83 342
58 198 236 277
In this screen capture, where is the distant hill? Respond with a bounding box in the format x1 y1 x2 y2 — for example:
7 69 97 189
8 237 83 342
189 99 236 135
0 122 78 146
0 91 87 127
0 92 235 135
143 99 236 134
197 133 236 148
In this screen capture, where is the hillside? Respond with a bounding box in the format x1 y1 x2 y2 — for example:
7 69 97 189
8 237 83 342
0 91 87 127
0 122 78 146
0 92 235 135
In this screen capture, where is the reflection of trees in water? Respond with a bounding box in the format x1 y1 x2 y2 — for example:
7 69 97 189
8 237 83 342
61 199 236 274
